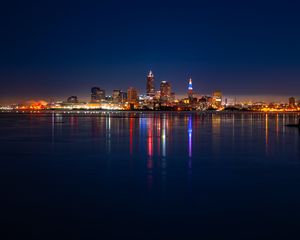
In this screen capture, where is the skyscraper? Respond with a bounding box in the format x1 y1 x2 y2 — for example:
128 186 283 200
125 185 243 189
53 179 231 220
127 87 138 103
146 70 155 97
91 87 105 103
112 89 121 103
188 78 193 99
160 81 171 102
120 91 127 103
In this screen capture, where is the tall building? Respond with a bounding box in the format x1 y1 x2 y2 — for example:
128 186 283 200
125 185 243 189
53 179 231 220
289 97 296 107
91 87 105 103
120 91 127 103
160 81 171 102
127 87 138 103
112 89 121 103
188 78 193 99
212 90 222 108
146 70 155 97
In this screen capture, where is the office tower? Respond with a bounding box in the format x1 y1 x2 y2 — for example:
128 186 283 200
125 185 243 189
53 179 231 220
127 87 138 103
112 89 121 103
188 78 193 99
67 96 78 103
91 87 105 103
212 90 222 108
120 91 127 103
146 70 155 97
289 97 296 107
160 81 171 102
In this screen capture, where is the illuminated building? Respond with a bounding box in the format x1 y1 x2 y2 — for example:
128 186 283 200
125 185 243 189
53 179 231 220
289 97 296 107
120 91 127 103
146 70 155 97
112 89 121 103
198 96 210 110
67 96 78 103
155 90 161 100
188 78 193 99
91 87 105 103
127 87 138 103
212 90 222 108
160 81 171 102
224 98 235 107
105 95 113 102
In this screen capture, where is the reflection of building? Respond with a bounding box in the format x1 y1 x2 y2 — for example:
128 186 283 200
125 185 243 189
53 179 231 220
67 96 78 103
112 89 121 103
160 81 171 102
289 97 296 107
188 78 193 99
188 115 192 158
212 90 222 108
127 87 138 103
146 70 155 97
91 87 105 103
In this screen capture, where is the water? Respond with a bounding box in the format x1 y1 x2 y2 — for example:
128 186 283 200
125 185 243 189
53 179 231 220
0 112 300 239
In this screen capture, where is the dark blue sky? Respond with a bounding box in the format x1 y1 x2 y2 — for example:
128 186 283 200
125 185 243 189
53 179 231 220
0 0 300 103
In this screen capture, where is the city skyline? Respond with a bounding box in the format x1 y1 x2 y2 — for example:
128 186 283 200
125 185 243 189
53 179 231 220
1 69 299 113
0 69 299 105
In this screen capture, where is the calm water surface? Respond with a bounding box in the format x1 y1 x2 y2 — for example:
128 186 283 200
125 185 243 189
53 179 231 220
1 112 300 239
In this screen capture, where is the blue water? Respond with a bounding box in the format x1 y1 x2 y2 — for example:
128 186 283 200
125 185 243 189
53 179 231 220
0 112 300 239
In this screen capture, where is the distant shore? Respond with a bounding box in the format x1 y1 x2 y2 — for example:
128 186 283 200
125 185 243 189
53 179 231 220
1 109 299 114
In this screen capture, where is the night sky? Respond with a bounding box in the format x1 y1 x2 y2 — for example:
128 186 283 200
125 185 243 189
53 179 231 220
1 0 300 103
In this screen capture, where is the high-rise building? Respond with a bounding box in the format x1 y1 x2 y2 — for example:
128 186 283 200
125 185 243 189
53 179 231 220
146 70 155 97
91 87 105 103
160 81 171 102
120 91 127 103
212 90 222 108
112 89 121 103
289 97 296 107
188 78 193 99
127 87 138 103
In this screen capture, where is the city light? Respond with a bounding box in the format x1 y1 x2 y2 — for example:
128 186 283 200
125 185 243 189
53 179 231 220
0 71 299 113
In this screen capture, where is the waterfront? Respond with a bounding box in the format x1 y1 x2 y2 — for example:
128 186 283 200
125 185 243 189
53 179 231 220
1 112 300 239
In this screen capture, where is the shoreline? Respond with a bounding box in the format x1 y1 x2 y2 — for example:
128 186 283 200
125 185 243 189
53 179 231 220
1 109 299 115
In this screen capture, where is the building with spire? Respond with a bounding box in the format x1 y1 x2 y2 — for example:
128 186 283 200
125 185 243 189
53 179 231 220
146 70 155 97
188 78 193 99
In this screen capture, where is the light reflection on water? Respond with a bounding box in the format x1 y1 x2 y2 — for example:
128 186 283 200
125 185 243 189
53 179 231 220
2 112 300 186
1 112 300 238
47 112 300 162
